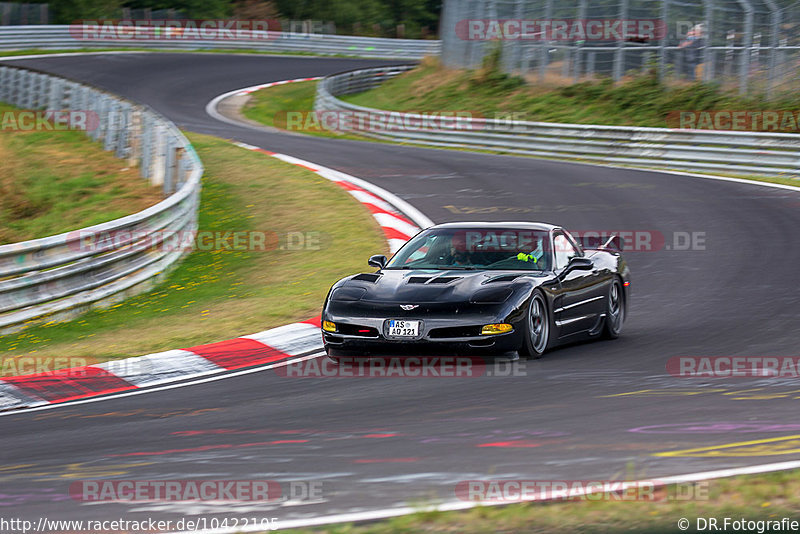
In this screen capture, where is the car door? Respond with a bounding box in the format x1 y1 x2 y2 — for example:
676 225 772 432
551 230 605 337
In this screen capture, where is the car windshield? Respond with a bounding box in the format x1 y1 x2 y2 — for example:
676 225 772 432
385 228 552 271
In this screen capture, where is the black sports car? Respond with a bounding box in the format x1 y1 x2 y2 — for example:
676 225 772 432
321 222 630 359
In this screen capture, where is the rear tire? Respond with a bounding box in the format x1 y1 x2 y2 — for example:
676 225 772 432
602 278 625 339
520 292 551 359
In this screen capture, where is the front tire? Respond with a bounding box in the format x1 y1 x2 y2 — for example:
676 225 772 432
602 278 625 339
520 292 551 359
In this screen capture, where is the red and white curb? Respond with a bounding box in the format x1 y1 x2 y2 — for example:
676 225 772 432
0 319 324 412
0 81 434 412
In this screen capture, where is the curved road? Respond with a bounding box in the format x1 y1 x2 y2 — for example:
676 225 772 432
2 53 800 528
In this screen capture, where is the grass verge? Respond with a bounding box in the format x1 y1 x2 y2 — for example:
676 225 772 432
342 56 800 129
282 469 800 533
0 132 387 363
240 79 370 143
0 102 161 244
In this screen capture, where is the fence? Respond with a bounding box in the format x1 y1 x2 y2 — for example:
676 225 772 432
440 0 800 97
0 25 440 59
0 65 202 333
315 65 800 177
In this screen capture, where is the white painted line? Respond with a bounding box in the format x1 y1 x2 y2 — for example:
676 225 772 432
270 153 323 170
166 459 800 533
0 51 146 61
347 189 397 213
204 78 322 132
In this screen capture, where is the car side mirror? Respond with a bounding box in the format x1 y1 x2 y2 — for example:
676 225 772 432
565 256 593 273
368 255 387 269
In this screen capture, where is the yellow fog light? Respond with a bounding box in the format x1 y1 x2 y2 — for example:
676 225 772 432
481 323 513 335
322 321 337 333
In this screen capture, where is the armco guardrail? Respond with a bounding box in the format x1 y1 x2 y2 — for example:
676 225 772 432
0 25 440 59
315 66 800 178
0 65 202 333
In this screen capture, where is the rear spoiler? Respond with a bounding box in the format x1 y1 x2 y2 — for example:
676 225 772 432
580 234 624 252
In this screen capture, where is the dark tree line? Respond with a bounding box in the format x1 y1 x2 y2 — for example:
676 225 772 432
47 0 442 38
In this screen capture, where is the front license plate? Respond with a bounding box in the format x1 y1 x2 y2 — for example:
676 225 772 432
387 319 420 338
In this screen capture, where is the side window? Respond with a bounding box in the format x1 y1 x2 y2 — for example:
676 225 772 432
553 233 578 270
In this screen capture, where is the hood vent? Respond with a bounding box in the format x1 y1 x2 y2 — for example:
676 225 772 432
407 276 462 284
352 273 381 283
486 274 523 283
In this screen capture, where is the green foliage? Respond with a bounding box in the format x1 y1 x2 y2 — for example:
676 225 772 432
343 60 800 131
49 0 122 23
50 0 441 37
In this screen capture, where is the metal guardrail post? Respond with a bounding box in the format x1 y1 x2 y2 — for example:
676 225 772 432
140 113 153 180
104 100 119 152
614 0 629 82
163 135 175 195
702 0 714 83
659 0 669 81
573 0 587 81
737 0 754 95
762 0 781 98
538 0 553 82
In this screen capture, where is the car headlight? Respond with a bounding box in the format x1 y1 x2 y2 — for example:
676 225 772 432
330 287 367 301
322 321 337 333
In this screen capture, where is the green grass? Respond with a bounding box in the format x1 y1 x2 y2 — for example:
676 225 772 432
281 469 800 533
0 103 162 244
0 132 387 363
240 79 373 143
341 57 800 129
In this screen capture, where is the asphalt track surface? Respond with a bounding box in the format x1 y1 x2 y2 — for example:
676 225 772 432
2 53 800 527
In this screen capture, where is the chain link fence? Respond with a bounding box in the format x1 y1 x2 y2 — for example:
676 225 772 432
440 0 800 97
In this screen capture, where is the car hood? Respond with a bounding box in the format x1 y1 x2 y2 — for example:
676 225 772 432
335 269 543 304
